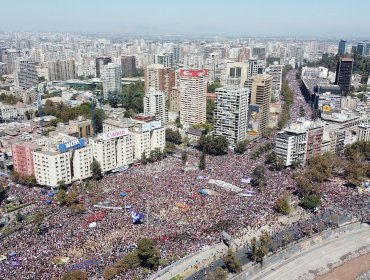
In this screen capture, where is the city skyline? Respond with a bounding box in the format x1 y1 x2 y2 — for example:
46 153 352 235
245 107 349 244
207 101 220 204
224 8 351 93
1 0 370 38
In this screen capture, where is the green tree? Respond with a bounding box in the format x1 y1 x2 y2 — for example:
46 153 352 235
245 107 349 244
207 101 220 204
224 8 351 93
103 266 118 280
137 238 161 270
222 249 242 273
234 140 249 154
0 182 7 204
165 128 182 144
265 152 285 171
57 180 67 191
181 151 188 166
207 81 222 93
94 108 104 134
251 165 266 187
250 237 258 262
344 161 366 187
91 158 103 180
175 116 183 128
300 195 321 210
199 153 206 170
33 212 45 235
198 135 229 155
299 105 305 117
165 141 176 154
49 118 62 127
206 267 227 280
61 270 88 280
56 190 67 206
141 152 148 165
295 174 320 197
274 191 291 215
120 81 145 113
206 99 216 123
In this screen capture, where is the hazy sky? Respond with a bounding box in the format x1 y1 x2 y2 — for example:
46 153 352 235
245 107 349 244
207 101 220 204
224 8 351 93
1 0 369 37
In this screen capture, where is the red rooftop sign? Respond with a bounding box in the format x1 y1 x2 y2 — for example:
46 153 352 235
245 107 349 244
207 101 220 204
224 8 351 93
180 69 208 77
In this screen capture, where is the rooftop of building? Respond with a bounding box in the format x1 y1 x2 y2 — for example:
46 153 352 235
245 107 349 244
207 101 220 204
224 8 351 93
302 77 330 94
34 149 60 156
321 110 360 123
103 118 134 128
12 141 39 149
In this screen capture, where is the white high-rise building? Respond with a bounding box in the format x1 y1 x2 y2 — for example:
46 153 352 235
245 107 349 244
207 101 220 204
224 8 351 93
225 62 249 87
90 129 133 172
184 55 203 69
248 58 266 77
33 150 72 187
101 63 122 98
265 62 283 99
130 123 165 160
275 129 307 166
14 58 39 89
72 146 93 181
214 86 249 146
144 89 168 124
179 69 208 126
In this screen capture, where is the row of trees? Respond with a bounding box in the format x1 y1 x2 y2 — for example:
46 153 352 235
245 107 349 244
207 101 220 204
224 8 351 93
107 81 145 113
277 80 294 129
250 142 274 159
11 171 37 187
43 100 104 133
0 92 21 105
141 148 166 165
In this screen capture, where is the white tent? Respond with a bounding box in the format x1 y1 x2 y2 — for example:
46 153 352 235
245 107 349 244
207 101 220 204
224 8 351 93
89 222 97 228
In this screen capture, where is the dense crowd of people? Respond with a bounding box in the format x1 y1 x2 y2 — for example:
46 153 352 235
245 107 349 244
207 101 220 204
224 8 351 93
0 70 368 279
286 69 313 123
0 146 367 279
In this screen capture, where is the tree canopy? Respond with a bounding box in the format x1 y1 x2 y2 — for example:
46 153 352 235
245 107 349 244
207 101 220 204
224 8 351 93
91 158 103 180
251 165 266 188
198 135 229 155
165 128 182 144
137 238 161 270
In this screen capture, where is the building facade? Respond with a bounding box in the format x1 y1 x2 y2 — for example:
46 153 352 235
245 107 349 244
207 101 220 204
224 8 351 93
48 60 77 81
338 40 347 55
121 55 136 77
144 64 175 97
143 89 168 124
275 128 307 166
95 57 112 78
101 63 122 98
11 142 39 176
214 86 249 146
335 58 353 95
33 150 72 187
249 74 272 135
179 69 208 126
14 58 39 89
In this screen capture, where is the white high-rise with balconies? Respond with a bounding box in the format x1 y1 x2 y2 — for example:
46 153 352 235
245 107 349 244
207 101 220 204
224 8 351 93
144 89 168 124
101 63 122 99
214 86 249 146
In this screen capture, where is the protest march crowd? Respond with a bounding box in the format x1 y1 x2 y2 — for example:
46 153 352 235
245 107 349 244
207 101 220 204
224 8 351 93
0 69 368 279
0 146 368 279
